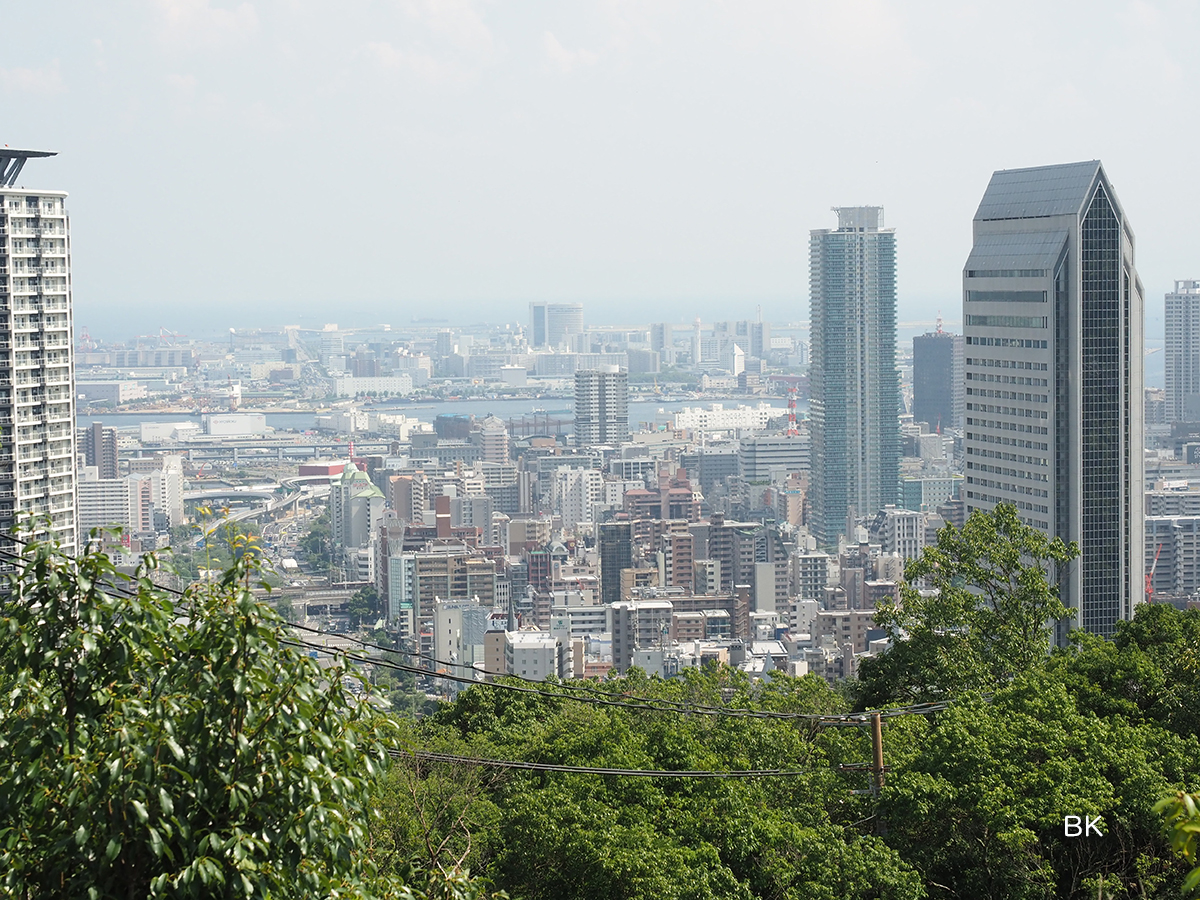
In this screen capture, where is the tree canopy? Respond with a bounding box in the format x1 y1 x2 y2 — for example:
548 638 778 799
856 502 1077 707
0 538 388 898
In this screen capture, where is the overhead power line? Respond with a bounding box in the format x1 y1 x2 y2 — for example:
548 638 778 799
1 536 963 726
391 748 819 778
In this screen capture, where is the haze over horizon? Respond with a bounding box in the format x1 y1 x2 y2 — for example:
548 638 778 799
2 1 1194 339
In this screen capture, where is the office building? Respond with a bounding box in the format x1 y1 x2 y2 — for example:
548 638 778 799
598 521 633 605
529 302 584 349
1165 280 1200 422
79 422 119 480
574 366 629 446
912 326 965 431
809 206 902 545
650 322 674 364
738 434 809 482
963 160 1143 639
0 149 77 553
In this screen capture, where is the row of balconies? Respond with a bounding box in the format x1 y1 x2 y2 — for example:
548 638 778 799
7 241 66 252
7 225 66 236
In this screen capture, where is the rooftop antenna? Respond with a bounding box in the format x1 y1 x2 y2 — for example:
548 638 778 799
935 312 943 334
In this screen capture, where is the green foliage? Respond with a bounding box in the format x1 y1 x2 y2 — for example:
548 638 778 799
350 586 382 629
301 509 332 574
857 503 1077 707
881 673 1198 898
378 670 923 900
0 535 386 898
1157 791 1200 896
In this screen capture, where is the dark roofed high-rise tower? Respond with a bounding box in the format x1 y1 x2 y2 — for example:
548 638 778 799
963 160 1143 641
80 422 119 480
809 206 901 546
913 325 964 431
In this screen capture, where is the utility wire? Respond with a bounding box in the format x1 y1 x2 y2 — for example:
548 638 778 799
391 748 819 778
1 535 964 725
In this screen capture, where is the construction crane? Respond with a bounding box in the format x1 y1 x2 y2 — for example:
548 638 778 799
1145 542 1164 603
158 326 187 346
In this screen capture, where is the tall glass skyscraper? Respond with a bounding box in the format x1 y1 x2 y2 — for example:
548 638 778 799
963 161 1143 640
809 207 901 546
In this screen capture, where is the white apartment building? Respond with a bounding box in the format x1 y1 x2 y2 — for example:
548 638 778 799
554 467 603 530
0 151 77 552
504 630 566 681
671 402 780 433
331 374 413 398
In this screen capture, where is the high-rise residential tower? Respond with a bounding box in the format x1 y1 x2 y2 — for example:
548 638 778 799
809 206 901 546
1165 280 1200 422
963 160 1143 640
79 422 119 480
912 325 965 432
574 366 629 446
0 149 77 553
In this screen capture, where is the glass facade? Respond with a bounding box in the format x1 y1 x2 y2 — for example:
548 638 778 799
965 162 1142 642
1080 185 1122 636
810 208 901 546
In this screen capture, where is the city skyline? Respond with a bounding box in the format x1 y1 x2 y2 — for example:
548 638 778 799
0 3 1196 338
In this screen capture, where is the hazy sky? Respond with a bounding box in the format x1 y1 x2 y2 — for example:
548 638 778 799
3 1 1196 340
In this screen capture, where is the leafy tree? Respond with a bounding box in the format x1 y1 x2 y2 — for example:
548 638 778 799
880 673 1199 899
1157 790 1200 897
350 586 381 629
0 535 387 897
856 503 1077 707
301 509 332 574
400 670 923 900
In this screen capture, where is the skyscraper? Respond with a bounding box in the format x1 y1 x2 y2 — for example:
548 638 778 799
912 325 965 431
79 422 119 480
528 302 583 349
963 160 1143 640
809 206 901 546
0 149 77 553
598 520 632 605
574 366 629 446
1165 280 1200 422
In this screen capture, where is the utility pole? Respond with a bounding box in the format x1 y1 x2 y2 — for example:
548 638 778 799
840 711 889 833
870 711 886 796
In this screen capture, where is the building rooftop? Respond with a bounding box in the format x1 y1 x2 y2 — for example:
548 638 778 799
973 160 1105 222
964 229 1070 273
0 148 57 187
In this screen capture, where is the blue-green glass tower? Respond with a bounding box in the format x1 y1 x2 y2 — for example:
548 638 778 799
809 207 901 546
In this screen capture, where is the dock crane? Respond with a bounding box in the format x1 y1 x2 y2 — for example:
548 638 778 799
1145 542 1164 603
